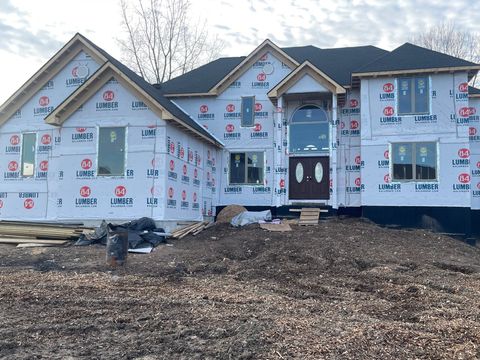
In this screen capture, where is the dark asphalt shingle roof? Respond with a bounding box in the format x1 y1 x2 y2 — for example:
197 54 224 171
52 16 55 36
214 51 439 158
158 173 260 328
162 45 387 94
354 42 478 74
79 34 222 146
283 45 388 86
161 57 245 94
469 86 480 95
161 42 479 95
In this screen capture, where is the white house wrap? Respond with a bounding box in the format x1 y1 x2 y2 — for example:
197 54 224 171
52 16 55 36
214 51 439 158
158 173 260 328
1 34 480 235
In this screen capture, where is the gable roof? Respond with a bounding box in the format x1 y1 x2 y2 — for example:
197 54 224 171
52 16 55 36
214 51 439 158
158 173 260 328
353 42 480 77
46 34 223 147
268 61 346 99
0 33 108 126
283 45 388 86
162 41 480 96
207 39 300 96
162 44 388 96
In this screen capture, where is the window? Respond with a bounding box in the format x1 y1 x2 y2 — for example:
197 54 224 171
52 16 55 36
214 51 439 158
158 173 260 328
392 142 437 181
241 96 255 127
398 77 429 115
98 127 126 176
290 105 329 153
229 152 264 184
21 133 36 177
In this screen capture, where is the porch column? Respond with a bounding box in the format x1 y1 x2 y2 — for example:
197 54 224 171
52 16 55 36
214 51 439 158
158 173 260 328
273 96 286 207
331 92 338 209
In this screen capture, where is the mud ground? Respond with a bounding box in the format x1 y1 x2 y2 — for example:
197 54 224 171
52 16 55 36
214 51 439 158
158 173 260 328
1 217 480 359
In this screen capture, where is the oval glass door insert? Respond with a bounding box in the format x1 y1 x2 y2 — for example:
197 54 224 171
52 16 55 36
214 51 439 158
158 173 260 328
314 162 323 183
295 162 304 183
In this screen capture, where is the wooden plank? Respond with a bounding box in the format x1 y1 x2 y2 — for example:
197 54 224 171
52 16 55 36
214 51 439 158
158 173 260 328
0 238 68 244
192 224 206 236
301 213 320 218
259 223 292 232
16 243 57 248
204 222 216 229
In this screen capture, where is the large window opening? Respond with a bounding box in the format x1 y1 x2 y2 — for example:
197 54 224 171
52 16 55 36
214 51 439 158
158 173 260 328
229 151 264 185
289 105 329 153
98 127 126 176
392 142 437 181
398 77 429 115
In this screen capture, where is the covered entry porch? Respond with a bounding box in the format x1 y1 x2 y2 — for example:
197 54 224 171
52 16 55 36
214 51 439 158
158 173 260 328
268 61 346 205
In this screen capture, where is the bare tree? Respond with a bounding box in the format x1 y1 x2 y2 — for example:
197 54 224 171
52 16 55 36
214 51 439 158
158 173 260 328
411 21 480 63
118 0 224 84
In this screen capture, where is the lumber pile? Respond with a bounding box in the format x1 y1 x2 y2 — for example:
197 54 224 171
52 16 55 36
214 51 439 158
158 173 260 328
170 221 212 239
0 221 93 246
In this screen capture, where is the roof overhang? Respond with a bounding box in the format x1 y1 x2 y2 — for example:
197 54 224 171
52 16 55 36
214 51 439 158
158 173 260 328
207 39 300 96
267 61 346 99
0 33 108 127
45 62 223 148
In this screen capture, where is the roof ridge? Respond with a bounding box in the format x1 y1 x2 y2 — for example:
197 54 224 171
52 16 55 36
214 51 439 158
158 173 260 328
353 45 395 72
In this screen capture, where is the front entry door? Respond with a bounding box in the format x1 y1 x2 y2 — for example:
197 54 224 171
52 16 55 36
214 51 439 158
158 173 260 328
289 157 329 200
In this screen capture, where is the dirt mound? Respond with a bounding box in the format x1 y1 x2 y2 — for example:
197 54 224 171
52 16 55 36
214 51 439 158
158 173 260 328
1 217 480 359
215 204 247 223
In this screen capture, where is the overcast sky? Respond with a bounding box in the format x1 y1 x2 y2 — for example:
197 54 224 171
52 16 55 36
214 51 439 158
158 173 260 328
1 0 479 103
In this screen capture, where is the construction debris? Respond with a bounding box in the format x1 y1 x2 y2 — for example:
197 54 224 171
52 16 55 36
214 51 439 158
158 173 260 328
290 208 328 226
0 221 92 246
231 210 272 227
259 222 292 232
76 217 166 252
171 221 210 239
216 205 247 223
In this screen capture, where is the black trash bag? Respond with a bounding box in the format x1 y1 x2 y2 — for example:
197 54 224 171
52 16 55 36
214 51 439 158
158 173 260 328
75 220 108 246
106 229 128 266
125 217 156 232
140 231 167 247
126 231 145 249
108 218 153 249
76 217 164 252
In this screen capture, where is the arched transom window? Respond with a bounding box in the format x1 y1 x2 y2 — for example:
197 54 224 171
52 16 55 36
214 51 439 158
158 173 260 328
289 105 329 153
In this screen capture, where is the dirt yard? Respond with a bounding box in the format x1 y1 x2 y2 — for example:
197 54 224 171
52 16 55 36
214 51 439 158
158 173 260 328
1 217 480 359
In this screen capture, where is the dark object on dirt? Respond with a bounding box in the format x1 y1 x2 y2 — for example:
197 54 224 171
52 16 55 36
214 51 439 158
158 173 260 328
140 232 167 247
216 205 247 223
76 221 109 246
124 217 157 232
76 217 166 251
106 229 128 267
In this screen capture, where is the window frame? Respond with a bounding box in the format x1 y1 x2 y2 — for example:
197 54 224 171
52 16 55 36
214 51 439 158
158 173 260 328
228 151 265 185
97 126 127 177
390 141 438 182
241 96 255 128
289 104 330 154
397 76 430 116
21 132 36 178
